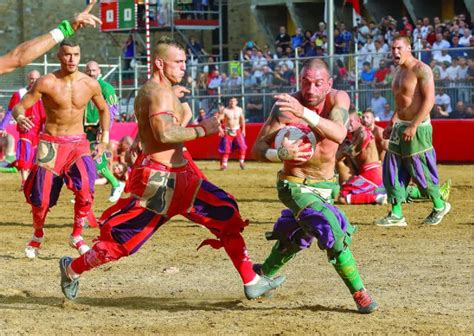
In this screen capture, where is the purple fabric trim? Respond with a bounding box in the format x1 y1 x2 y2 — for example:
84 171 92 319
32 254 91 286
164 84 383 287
273 209 314 250
425 149 439 185
412 155 427 189
192 180 238 221
0 109 13 130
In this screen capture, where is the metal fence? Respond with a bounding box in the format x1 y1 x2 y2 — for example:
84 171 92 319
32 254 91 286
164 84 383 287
0 48 472 122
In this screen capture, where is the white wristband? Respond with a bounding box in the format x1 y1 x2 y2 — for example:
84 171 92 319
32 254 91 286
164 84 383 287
302 107 321 128
100 130 110 144
49 28 65 44
264 149 281 162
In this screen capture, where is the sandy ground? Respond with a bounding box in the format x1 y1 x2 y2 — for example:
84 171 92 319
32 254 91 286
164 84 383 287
0 162 472 335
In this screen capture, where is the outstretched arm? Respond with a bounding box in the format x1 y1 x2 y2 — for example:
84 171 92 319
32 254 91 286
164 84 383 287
0 1 101 75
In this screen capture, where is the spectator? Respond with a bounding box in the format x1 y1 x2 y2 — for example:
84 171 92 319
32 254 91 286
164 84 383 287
272 65 289 87
372 39 387 69
438 61 449 80
380 103 393 121
245 89 264 122
251 50 268 83
373 60 390 84
449 35 468 59
360 62 376 84
421 17 430 38
243 69 257 87
459 29 472 46
435 88 452 114
227 71 242 89
187 36 207 60
202 56 218 74
432 33 451 58
433 49 452 65
339 23 352 53
431 105 450 119
291 28 304 50
194 108 208 124
304 40 318 57
446 58 459 80
334 28 345 55
260 65 274 88
334 59 348 84
275 26 291 49
370 91 388 120
426 25 437 46
301 30 313 55
122 35 136 70
449 101 467 119
400 16 414 36
207 69 222 95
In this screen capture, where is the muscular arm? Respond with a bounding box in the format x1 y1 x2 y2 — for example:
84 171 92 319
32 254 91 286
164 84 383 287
90 82 111 135
314 91 349 144
149 89 199 144
12 83 43 120
251 105 283 162
240 109 246 135
0 1 100 75
413 63 435 126
0 35 57 75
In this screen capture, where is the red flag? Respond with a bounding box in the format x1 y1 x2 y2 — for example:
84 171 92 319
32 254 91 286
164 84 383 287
346 0 361 15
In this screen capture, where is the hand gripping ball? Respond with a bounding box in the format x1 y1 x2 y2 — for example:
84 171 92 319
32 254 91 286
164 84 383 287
274 123 317 165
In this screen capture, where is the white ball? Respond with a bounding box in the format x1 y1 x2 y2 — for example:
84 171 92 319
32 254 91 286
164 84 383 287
274 123 317 165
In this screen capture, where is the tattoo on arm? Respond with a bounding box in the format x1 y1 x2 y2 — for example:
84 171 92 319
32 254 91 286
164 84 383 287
329 107 349 127
154 113 195 143
417 64 433 87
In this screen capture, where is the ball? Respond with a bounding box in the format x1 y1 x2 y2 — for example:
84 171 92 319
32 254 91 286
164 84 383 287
274 123 317 165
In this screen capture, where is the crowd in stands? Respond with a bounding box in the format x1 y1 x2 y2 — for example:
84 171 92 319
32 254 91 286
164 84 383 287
185 13 473 122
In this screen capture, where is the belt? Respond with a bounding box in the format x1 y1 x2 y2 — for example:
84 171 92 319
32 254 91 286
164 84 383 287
278 171 337 185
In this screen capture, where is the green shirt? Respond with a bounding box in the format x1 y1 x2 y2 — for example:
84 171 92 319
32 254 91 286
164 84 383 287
84 77 118 126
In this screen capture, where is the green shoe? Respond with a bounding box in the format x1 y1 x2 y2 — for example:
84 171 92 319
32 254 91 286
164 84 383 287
423 202 451 225
59 256 80 300
244 275 285 300
375 213 407 227
439 179 452 202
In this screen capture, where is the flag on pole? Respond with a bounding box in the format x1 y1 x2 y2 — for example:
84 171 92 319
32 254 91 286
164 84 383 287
345 0 361 28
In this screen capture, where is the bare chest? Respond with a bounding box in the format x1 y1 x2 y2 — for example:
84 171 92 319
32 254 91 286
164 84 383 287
392 70 419 97
43 80 92 110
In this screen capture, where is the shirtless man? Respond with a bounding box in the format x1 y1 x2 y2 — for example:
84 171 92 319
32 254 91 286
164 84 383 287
337 112 387 205
0 70 46 189
252 59 378 314
218 97 247 170
0 1 100 75
58 38 284 301
13 41 110 258
375 36 451 227
361 109 388 161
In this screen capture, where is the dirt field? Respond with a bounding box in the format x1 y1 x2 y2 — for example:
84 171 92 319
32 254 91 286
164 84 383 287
0 162 472 335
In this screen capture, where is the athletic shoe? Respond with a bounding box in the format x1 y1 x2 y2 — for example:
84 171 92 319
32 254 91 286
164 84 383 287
108 181 125 203
244 275 286 300
220 165 228 171
375 213 407 227
353 288 378 314
25 235 44 259
69 235 90 255
439 179 452 202
59 256 79 300
423 202 451 225
240 162 245 170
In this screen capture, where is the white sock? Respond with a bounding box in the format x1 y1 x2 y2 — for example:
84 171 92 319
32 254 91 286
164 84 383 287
244 274 261 286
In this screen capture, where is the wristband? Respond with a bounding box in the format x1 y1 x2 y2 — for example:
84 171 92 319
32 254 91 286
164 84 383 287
57 20 75 38
302 107 321 128
264 149 281 162
100 131 110 144
49 28 65 43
